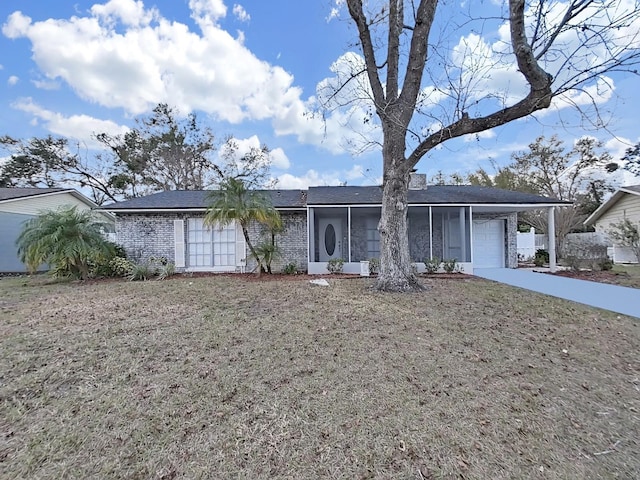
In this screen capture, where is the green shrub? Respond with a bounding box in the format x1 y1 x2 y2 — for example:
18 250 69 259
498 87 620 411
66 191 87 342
16 206 115 280
109 257 135 277
594 258 613 271
282 262 297 275
127 263 155 281
368 257 380 275
253 241 280 274
326 258 344 274
156 262 175 280
88 243 129 278
424 257 440 274
442 258 459 274
564 255 582 271
127 257 175 281
535 249 549 264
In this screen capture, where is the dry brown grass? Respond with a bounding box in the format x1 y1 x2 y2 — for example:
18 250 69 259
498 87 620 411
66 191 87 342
1 274 639 479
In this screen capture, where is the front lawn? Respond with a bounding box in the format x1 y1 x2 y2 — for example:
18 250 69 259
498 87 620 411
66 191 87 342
1 275 638 479
612 264 640 289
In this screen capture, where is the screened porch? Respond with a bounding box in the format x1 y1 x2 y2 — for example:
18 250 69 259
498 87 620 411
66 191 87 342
307 206 473 274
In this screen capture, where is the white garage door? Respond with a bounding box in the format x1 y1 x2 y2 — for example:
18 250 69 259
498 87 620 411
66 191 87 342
472 220 504 268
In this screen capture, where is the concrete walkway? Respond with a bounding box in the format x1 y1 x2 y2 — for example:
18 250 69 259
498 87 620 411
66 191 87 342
474 268 640 319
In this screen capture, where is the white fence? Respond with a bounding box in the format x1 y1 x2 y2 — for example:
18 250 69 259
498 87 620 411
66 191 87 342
516 228 537 260
517 229 633 262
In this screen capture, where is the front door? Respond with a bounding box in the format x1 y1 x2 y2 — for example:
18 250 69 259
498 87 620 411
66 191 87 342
319 218 342 261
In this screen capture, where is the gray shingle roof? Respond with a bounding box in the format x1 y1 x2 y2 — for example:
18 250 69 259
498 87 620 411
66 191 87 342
306 185 568 205
0 187 67 202
102 185 568 211
103 189 308 210
622 185 640 194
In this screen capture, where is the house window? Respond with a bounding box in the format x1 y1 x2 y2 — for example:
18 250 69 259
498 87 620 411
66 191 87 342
366 218 380 258
213 224 236 266
187 218 236 267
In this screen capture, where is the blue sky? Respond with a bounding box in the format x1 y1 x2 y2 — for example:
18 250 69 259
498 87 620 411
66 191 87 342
1 0 639 189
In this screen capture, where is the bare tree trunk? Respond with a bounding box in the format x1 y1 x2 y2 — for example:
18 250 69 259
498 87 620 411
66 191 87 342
376 165 424 291
241 224 263 277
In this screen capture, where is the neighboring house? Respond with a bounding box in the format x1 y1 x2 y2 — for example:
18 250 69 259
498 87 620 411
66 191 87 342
0 188 115 273
103 175 568 274
584 185 640 263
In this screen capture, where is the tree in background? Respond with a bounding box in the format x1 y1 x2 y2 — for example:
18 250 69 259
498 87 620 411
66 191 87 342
468 135 618 254
0 104 275 204
218 137 275 190
622 142 640 177
16 206 115 280
326 0 640 291
0 135 124 204
0 135 63 188
95 104 218 197
204 177 281 276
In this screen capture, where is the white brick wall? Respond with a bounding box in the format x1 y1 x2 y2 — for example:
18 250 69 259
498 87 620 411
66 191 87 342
116 211 308 272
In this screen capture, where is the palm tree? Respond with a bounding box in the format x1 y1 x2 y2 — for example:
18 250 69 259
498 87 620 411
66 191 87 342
205 177 280 276
16 206 115 280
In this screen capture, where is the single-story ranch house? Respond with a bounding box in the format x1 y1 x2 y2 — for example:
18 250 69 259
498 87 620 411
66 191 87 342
103 175 568 275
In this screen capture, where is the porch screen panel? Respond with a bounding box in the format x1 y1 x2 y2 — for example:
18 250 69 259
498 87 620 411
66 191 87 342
348 207 381 261
366 218 380 258
188 218 212 267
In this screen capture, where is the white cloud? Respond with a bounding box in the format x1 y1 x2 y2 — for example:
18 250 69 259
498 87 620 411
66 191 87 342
2 11 32 38
269 148 290 170
32 78 60 90
276 164 368 189
232 4 250 22
462 129 496 143
551 76 615 111
605 136 638 162
1 2 301 125
326 0 345 22
220 134 290 170
276 170 343 189
91 0 158 27
11 98 129 148
7 75 18 86
273 52 381 155
189 0 227 26
0 1 381 158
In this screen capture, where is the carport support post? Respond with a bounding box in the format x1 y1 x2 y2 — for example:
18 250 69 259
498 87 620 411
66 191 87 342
547 206 557 273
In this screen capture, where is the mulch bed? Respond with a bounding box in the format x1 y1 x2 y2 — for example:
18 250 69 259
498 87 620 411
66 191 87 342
549 269 630 285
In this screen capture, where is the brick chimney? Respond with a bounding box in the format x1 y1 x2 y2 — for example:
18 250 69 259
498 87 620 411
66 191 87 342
409 172 427 190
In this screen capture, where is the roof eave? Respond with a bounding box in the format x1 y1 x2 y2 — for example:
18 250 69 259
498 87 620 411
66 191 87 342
0 188 72 204
104 207 306 213
583 189 633 226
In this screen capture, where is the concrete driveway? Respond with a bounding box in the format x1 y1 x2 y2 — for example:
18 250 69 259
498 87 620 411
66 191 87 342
474 268 640 319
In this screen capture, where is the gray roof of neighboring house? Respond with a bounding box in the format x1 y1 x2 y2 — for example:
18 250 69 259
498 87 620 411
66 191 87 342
306 185 568 205
103 189 308 210
0 187 68 202
102 185 567 211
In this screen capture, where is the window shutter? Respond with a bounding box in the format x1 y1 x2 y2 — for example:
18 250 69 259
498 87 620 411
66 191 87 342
174 219 185 268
